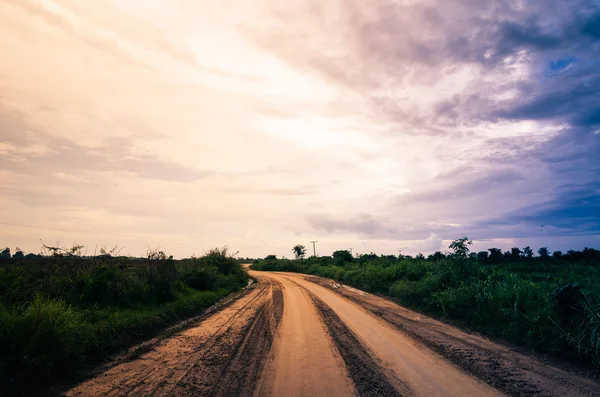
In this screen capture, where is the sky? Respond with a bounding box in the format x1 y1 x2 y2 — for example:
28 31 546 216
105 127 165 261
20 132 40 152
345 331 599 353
1 0 599 258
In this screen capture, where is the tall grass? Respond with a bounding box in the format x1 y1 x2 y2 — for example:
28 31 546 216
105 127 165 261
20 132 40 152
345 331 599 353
0 247 248 395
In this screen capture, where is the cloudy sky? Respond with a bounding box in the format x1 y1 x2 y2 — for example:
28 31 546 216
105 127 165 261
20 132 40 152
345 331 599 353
1 0 599 258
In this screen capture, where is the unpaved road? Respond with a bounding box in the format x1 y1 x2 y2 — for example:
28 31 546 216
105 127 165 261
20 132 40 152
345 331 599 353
64 271 600 397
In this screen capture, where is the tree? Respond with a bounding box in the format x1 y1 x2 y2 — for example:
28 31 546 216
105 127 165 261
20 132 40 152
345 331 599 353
13 248 24 259
415 253 425 260
552 250 563 258
538 247 550 258
510 247 523 260
0 247 10 258
427 251 446 261
522 246 533 258
448 237 473 258
292 245 307 260
333 250 353 263
264 255 277 261
488 248 503 263
477 251 489 261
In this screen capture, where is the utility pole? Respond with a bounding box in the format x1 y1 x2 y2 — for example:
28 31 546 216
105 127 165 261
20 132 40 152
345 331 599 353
310 241 318 257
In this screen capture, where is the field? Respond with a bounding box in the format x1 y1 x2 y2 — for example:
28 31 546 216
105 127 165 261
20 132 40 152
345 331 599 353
251 245 600 369
0 247 248 395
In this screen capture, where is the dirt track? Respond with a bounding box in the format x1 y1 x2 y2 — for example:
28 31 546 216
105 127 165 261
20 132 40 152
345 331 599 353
64 271 600 397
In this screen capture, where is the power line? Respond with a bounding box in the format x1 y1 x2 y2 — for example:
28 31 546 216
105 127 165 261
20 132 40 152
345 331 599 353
310 241 318 257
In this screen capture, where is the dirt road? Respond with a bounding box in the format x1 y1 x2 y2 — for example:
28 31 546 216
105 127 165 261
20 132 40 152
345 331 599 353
64 271 600 397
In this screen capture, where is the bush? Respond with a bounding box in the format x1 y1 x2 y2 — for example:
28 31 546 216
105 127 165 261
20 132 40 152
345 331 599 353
0 247 248 394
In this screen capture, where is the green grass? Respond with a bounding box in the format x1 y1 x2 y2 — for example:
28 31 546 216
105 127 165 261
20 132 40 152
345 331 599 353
251 252 600 368
0 247 248 395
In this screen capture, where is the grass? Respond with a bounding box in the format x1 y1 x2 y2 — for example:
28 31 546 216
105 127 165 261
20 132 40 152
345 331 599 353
0 247 248 395
251 249 600 368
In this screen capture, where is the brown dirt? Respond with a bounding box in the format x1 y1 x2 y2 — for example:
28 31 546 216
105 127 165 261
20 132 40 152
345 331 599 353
251 271 357 397
304 275 600 397
309 292 412 397
285 273 504 397
211 281 283 397
64 278 281 397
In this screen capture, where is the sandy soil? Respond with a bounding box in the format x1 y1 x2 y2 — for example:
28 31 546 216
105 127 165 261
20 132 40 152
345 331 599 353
63 278 281 397
62 271 600 397
303 273 600 397
252 272 357 397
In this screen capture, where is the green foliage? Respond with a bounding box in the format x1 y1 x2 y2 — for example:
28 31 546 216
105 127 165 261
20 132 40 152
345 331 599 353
0 247 248 394
251 249 600 368
0 247 10 259
448 237 473 258
12 248 24 259
538 247 550 258
333 250 353 264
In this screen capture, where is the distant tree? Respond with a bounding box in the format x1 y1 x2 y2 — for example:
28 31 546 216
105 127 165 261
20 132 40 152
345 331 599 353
477 251 489 261
264 255 277 261
448 237 473 258
0 247 10 258
510 247 523 260
13 248 24 259
292 245 307 260
332 250 353 263
468 252 477 259
553 250 563 258
427 251 446 261
522 246 533 258
415 253 425 260
503 251 511 259
537 247 550 258
488 248 503 262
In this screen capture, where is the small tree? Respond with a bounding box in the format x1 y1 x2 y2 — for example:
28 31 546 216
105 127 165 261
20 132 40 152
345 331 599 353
448 237 472 258
538 247 550 258
510 247 523 260
265 255 277 261
428 251 446 261
292 245 307 260
333 250 353 263
477 251 489 261
522 246 533 258
552 250 563 258
0 247 10 258
488 248 503 263
13 247 24 259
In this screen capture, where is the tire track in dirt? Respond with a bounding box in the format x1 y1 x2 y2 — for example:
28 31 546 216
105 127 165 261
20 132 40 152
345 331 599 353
309 293 413 397
280 273 505 397
65 279 279 397
209 281 284 397
305 275 600 397
252 272 358 397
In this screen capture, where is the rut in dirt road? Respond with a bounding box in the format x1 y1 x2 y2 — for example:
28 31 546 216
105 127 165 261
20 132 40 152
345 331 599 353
255 272 504 397
64 279 283 397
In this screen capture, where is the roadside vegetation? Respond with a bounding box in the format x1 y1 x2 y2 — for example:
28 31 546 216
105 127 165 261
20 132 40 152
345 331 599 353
0 245 248 395
251 239 600 369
